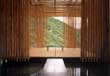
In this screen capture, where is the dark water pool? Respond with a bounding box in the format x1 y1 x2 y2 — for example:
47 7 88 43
0 60 109 76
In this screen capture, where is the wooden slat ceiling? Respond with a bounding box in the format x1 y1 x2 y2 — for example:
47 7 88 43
31 0 81 5
31 0 81 16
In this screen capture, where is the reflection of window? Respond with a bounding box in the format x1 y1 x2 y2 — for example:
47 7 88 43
43 58 66 72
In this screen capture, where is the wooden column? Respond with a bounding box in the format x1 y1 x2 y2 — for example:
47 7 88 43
81 0 109 63
0 0 30 62
35 5 46 47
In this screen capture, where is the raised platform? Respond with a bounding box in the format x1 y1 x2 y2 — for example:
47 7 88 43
29 48 81 57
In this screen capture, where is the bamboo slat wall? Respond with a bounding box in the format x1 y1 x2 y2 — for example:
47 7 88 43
64 17 77 48
0 0 109 62
29 4 47 47
108 0 110 63
30 0 81 48
81 0 109 63
64 3 81 48
0 0 30 61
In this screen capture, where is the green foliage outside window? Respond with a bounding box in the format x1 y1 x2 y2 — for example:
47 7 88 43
30 17 81 48
46 17 65 46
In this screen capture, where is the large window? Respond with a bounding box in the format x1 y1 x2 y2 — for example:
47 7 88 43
29 17 81 48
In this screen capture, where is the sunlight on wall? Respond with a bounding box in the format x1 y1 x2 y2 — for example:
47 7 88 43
43 59 66 73
53 17 81 29
53 17 64 22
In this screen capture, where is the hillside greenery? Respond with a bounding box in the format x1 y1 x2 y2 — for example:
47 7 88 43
30 17 81 47
46 17 65 46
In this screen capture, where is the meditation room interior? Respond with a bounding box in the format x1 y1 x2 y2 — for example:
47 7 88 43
0 0 110 76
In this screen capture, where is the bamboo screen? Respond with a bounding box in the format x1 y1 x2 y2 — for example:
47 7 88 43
29 3 47 48
30 0 81 48
108 1 110 62
0 0 109 62
0 0 30 61
81 0 109 62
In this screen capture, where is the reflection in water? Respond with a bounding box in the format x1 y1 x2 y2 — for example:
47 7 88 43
0 61 110 76
43 59 66 72
74 68 80 76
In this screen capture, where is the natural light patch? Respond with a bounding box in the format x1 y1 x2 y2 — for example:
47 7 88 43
43 59 66 73
74 17 81 29
53 17 81 29
53 17 64 22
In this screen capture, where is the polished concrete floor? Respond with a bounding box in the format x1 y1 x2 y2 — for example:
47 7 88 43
0 59 110 76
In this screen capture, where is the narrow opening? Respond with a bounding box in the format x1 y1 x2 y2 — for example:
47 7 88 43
46 17 65 47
